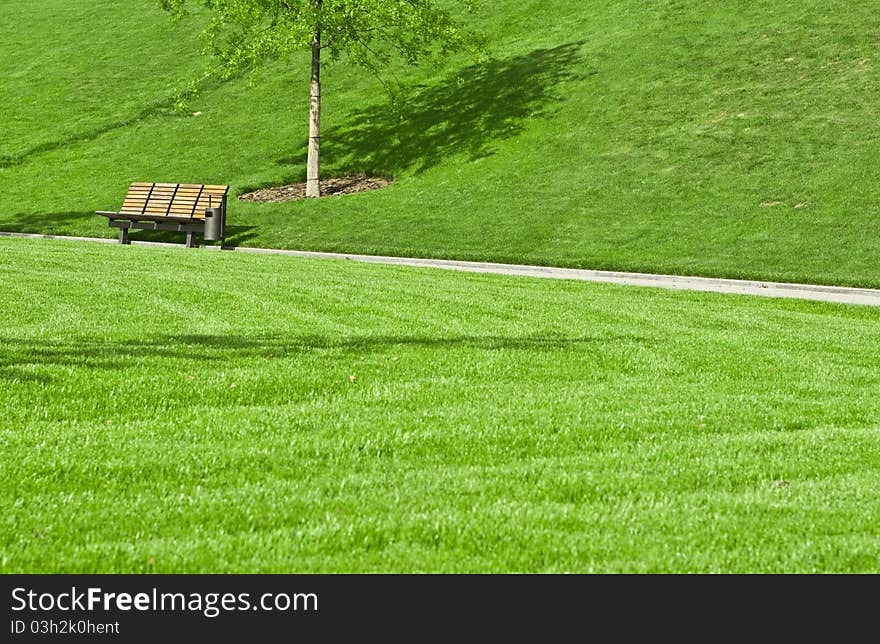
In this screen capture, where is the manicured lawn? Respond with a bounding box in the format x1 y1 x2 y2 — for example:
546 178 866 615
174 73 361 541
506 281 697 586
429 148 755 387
2 237 879 572
1 1 880 286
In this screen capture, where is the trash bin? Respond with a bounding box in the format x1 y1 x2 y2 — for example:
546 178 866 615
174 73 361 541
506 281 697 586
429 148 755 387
203 207 223 242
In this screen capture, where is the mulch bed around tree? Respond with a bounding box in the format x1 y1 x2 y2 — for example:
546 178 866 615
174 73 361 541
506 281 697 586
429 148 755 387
237 174 392 202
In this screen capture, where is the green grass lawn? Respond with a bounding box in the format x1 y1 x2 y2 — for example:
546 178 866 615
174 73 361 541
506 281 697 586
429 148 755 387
2 237 880 573
1 1 879 287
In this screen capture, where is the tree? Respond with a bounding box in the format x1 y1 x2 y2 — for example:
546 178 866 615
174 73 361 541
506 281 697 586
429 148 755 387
160 0 484 197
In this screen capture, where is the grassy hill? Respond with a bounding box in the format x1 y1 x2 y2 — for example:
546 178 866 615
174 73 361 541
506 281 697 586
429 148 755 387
3 237 880 573
1 0 879 286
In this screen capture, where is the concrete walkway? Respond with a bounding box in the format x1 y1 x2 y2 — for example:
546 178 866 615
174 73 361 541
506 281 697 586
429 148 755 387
4 230 880 307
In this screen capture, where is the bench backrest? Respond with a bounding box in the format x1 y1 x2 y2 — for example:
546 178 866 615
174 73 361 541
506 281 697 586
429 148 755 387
119 182 229 219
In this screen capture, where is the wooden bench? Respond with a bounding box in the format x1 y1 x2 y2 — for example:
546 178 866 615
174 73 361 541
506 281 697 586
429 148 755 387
97 182 229 247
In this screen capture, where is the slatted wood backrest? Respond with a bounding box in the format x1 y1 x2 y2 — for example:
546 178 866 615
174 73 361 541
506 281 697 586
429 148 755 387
119 182 229 219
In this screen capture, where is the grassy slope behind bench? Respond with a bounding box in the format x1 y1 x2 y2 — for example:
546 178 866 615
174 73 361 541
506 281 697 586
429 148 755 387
2 237 880 573
1 1 879 287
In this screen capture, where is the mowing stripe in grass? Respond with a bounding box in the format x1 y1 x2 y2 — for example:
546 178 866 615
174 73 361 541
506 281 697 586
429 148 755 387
2 237 880 572
3 231 880 307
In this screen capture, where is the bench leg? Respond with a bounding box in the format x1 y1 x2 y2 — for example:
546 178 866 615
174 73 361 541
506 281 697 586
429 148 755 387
185 232 197 248
118 226 131 245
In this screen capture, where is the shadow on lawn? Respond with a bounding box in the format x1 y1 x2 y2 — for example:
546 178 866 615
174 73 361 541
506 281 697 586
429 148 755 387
0 95 185 169
271 41 589 182
0 331 648 377
125 224 260 247
2 213 258 247
4 211 96 233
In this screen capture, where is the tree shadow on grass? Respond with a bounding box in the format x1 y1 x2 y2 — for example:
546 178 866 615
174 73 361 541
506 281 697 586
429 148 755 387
273 41 590 182
0 332 650 378
0 96 173 168
3 211 97 234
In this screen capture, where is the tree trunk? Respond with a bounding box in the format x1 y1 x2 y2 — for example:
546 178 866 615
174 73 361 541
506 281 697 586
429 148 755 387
306 12 321 198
